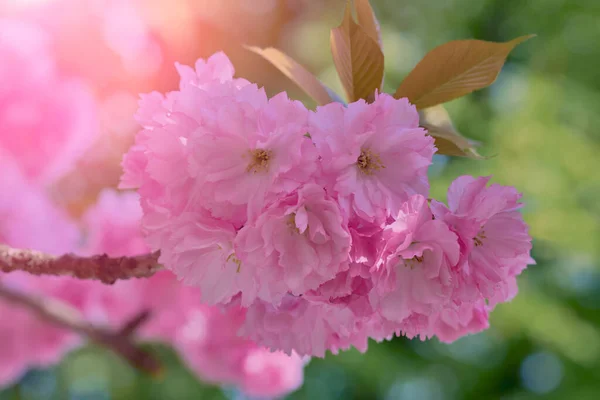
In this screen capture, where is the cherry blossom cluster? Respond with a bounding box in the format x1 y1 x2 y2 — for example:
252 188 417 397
0 21 303 398
122 52 534 357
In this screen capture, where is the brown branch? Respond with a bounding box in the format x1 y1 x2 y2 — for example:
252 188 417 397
0 245 162 284
0 282 161 375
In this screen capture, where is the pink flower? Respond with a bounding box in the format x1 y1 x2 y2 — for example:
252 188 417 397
370 195 460 325
174 301 304 398
428 299 490 343
80 189 148 257
0 161 80 385
309 93 434 221
0 275 79 386
147 209 244 306
120 52 243 218
431 176 534 303
239 263 377 358
241 348 305 398
0 157 79 254
235 184 351 306
0 20 97 185
175 52 235 88
241 294 372 358
185 89 317 222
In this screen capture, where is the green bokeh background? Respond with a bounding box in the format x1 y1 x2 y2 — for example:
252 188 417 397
3 0 599 398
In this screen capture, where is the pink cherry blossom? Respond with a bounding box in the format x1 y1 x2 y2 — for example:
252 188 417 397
240 347 305 398
0 159 80 386
80 189 148 257
174 301 304 397
240 263 377 358
235 184 351 306
123 52 317 227
0 156 79 254
0 274 79 386
309 93 435 221
370 195 460 325
431 176 534 303
0 19 98 185
185 89 317 222
147 208 244 306
241 294 372 358
428 299 490 343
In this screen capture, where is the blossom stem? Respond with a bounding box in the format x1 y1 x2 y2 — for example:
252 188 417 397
0 245 162 284
0 282 161 374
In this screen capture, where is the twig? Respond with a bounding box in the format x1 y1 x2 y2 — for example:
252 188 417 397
119 310 152 337
0 282 161 374
0 245 162 284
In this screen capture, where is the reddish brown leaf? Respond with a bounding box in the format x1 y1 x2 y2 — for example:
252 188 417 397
354 0 382 48
395 35 535 109
245 45 333 106
419 105 484 159
330 2 384 102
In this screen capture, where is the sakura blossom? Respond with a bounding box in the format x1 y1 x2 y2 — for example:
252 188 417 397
370 195 460 326
0 20 97 185
0 159 80 386
309 94 435 221
235 184 351 306
431 175 534 304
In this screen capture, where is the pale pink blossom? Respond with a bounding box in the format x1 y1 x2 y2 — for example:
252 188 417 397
185 89 317 222
431 176 534 303
80 189 148 257
148 209 244 306
241 262 377 358
241 294 372 358
173 300 304 397
428 299 490 343
0 157 79 254
235 184 351 306
123 52 316 226
0 160 80 386
370 195 460 325
241 348 305 397
309 93 434 221
0 275 79 386
0 20 97 185
175 52 235 88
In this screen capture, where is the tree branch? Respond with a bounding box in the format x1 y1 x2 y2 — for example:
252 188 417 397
0 245 162 284
0 282 161 374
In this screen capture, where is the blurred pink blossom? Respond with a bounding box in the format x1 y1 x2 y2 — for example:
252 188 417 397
0 19 98 185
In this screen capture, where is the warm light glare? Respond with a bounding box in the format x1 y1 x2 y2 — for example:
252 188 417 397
10 0 54 7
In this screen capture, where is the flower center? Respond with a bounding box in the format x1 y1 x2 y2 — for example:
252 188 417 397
247 148 272 173
473 229 487 247
357 148 385 175
404 255 424 269
227 252 242 272
286 213 300 234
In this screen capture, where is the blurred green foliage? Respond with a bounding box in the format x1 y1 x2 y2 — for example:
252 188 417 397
3 0 600 398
